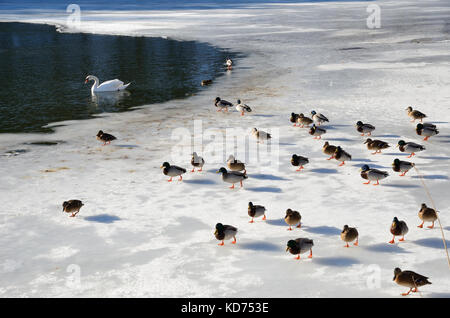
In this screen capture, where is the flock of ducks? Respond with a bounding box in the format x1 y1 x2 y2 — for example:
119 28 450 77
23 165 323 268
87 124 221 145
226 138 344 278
62 61 442 296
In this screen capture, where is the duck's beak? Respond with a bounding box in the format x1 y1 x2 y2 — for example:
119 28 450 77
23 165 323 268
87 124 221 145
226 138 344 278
216 170 220 173
214 230 218 235
286 246 289 252
396 144 399 148
160 165 163 168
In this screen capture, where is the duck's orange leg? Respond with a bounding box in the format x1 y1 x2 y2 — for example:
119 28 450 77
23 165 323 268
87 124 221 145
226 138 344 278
262 215 266 221
296 223 301 228
427 222 435 229
339 161 345 166
327 156 334 160
249 218 254 223
402 288 412 296
423 136 429 141
229 184 235 189
240 180 243 187
295 254 300 260
344 243 349 248
218 241 224 246
232 237 236 244
179 176 183 181
308 249 313 258
354 239 359 246
287 226 292 231
373 180 380 186
389 236 395 244
399 236 405 242
167 177 173 182
417 221 424 228
363 181 371 185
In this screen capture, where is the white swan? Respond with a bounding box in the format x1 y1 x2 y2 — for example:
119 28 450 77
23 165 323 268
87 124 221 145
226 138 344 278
85 75 130 94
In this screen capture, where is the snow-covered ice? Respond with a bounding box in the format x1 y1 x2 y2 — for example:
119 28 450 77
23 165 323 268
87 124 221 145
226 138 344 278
0 0 449 297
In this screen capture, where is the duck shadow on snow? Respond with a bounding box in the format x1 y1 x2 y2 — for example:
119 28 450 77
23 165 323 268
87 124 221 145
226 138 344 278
326 138 355 142
373 134 401 138
84 214 121 223
303 226 341 236
383 183 421 189
239 241 283 252
265 218 287 227
411 175 448 180
413 238 450 249
351 158 374 163
246 186 282 193
115 144 139 148
250 173 290 181
184 179 217 185
364 243 410 254
421 156 450 160
314 256 359 267
310 168 338 174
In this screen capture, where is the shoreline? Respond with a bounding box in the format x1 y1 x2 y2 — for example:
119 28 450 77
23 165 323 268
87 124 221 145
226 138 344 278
0 0 449 297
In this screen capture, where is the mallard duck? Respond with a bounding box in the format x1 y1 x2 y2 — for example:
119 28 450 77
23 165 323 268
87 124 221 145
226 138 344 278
309 124 326 139
406 106 427 123
215 97 233 112
360 164 389 185
356 121 375 136
285 209 301 231
286 238 314 260
201 79 213 86
393 267 431 296
311 110 329 126
416 123 439 141
160 162 186 182
296 113 314 128
217 167 248 189
215 223 237 245
341 225 359 247
190 152 205 172
364 138 390 154
392 158 414 176
251 128 271 143
334 146 352 166
323 141 337 160
248 202 266 223
418 203 438 229
226 155 246 172
235 100 252 116
291 154 309 171
62 200 84 217
96 130 117 145
389 217 409 244
397 140 425 158
290 113 299 126
226 58 233 70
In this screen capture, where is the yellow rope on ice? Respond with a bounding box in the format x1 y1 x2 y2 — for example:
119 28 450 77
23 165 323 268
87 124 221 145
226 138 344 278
413 165 450 270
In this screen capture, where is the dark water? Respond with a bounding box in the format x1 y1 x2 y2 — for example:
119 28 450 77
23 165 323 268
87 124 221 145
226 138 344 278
0 22 234 133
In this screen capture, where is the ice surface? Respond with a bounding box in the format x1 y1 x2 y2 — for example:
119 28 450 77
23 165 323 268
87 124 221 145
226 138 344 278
0 0 449 297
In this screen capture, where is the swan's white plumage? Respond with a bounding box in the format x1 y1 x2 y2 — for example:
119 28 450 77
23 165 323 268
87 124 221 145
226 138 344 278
86 75 130 94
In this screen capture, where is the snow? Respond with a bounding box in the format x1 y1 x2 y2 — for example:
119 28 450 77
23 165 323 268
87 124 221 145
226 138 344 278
0 0 450 297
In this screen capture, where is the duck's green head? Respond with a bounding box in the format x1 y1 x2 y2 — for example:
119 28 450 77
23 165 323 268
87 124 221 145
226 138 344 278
286 240 297 251
392 217 399 225
160 162 170 169
248 202 253 208
215 223 224 233
361 164 370 172
356 121 363 127
215 97 221 102
311 110 317 115
392 158 400 166
216 167 227 174
237 99 241 104
398 140 406 147
416 123 424 130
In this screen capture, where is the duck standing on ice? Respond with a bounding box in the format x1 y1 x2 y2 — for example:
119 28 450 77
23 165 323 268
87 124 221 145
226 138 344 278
334 146 352 166
389 217 409 244
251 128 271 143
62 200 84 217
248 202 266 223
397 140 425 158
311 110 329 126
286 238 314 260
364 138 390 155
217 167 248 189
227 155 246 172
96 130 117 145
285 209 301 230
392 158 414 176
406 106 427 123
341 225 359 247
235 100 252 116
360 164 389 185
215 97 233 112
417 203 438 229
160 162 186 182
309 124 326 139
85 75 130 94
393 268 431 296
356 121 375 136
215 223 237 246
291 154 309 171
190 152 204 172
323 141 337 160
416 123 439 141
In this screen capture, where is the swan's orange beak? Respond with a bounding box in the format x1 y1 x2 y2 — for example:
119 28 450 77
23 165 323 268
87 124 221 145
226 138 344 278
84 79 88 84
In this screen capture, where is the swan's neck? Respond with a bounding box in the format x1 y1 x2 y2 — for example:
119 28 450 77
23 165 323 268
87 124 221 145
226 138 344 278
90 76 99 94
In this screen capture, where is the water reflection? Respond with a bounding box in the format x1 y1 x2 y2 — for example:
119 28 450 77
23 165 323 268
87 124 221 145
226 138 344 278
90 90 131 109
